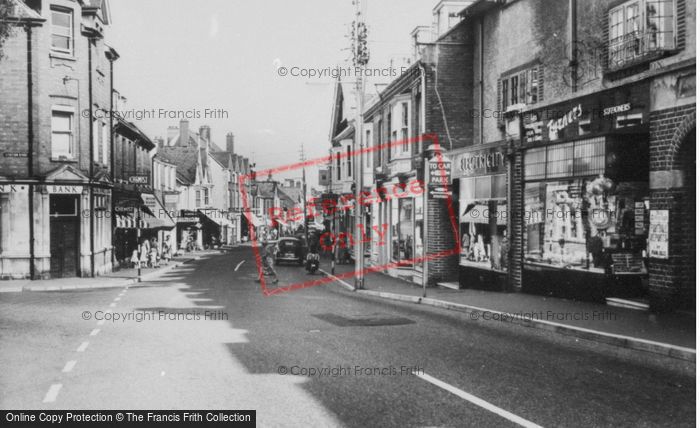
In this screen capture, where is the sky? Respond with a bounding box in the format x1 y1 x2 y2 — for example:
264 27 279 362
108 0 438 184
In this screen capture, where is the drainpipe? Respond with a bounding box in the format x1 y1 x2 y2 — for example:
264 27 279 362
26 23 35 279
419 62 428 296
480 17 485 144
88 38 95 277
569 0 578 92
108 51 116 269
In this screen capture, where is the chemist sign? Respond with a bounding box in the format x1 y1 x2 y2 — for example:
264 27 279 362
648 210 669 259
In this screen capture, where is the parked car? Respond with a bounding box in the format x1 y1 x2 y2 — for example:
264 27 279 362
275 237 304 265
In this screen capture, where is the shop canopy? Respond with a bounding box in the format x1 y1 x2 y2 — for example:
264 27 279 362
460 203 507 226
198 209 234 228
141 193 176 230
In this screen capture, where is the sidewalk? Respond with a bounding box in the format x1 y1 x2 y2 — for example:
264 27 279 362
320 260 696 361
0 250 220 293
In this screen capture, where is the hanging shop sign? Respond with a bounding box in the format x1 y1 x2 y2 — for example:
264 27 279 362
452 147 506 178
522 81 649 145
128 175 149 184
648 209 669 259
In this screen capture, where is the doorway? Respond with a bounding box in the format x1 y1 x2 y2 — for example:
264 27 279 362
50 195 80 278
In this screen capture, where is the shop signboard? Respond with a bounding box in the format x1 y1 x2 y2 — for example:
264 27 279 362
0 184 29 193
522 81 649 145
427 156 452 199
649 210 669 259
452 147 506 178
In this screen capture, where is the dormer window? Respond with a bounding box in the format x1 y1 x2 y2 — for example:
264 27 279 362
51 7 73 54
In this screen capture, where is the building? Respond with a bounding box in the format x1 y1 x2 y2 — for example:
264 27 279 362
0 0 117 279
361 0 473 286
450 0 695 311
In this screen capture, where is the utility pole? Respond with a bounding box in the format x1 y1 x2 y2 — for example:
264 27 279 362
352 0 369 290
300 143 308 247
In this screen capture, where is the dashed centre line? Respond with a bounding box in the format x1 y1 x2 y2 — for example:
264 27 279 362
42 384 62 403
89 328 100 336
62 361 77 373
76 341 89 352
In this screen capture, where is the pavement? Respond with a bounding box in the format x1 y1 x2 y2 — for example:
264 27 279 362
320 260 696 360
0 250 223 293
0 247 694 427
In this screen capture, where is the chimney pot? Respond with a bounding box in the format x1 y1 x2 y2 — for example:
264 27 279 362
226 133 235 153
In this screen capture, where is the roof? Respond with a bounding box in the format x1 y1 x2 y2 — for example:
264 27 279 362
114 117 155 151
9 0 44 21
280 186 304 204
210 151 231 169
157 146 199 185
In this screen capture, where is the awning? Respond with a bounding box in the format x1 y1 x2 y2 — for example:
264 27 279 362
243 211 262 227
460 202 507 225
199 209 229 228
141 194 176 230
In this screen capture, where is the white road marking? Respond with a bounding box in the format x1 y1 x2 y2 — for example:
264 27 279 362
97 320 105 326
62 361 77 373
234 260 246 271
90 329 100 336
42 384 62 403
109 303 116 307
105 309 112 313
415 372 542 428
114 297 121 301
76 341 89 352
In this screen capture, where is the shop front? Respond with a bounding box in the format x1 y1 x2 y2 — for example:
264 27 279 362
451 145 509 291
519 82 650 301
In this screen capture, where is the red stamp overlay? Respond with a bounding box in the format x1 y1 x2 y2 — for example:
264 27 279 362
240 135 459 296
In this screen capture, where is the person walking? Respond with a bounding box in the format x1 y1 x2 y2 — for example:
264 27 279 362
259 240 279 284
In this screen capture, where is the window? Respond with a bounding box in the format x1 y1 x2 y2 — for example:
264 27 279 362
92 120 100 162
524 138 605 180
608 0 676 68
377 118 383 166
51 111 73 158
195 190 201 208
346 145 352 178
500 65 542 111
336 153 341 181
365 129 372 168
401 102 409 152
101 122 109 165
458 174 508 271
204 188 209 206
51 8 73 53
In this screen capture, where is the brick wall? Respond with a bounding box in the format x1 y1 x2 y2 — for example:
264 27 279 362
648 105 696 311
426 197 458 285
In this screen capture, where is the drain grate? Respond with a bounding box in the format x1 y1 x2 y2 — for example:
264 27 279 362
312 313 415 327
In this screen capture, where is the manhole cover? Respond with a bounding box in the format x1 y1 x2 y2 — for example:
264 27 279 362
312 313 415 327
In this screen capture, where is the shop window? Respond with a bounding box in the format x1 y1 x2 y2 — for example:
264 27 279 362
458 174 508 271
608 0 676 69
525 138 605 180
391 197 415 266
51 110 73 159
51 7 73 54
524 177 649 273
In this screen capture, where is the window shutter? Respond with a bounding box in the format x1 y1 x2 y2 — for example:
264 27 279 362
496 79 504 128
677 0 686 50
601 13 610 70
537 64 544 103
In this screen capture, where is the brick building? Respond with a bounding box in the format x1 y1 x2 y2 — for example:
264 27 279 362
0 0 117 278
361 0 473 286
448 0 694 310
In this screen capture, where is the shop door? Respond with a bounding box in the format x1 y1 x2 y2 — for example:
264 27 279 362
50 195 80 278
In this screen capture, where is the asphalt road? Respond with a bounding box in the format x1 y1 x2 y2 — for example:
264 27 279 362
0 247 695 427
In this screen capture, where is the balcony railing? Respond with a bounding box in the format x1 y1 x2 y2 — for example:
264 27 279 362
607 30 675 70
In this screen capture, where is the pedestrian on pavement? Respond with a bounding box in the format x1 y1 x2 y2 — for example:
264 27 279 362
162 236 172 264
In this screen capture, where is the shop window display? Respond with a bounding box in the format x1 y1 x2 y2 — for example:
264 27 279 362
459 174 507 271
523 176 649 273
391 197 415 266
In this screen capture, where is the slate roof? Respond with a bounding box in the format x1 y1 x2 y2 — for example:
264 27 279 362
157 146 199 185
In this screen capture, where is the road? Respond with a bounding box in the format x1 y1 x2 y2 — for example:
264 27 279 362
0 247 695 427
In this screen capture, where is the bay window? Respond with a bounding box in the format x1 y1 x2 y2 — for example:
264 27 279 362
608 0 676 68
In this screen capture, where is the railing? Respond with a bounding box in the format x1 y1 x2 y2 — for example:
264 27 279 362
608 30 674 70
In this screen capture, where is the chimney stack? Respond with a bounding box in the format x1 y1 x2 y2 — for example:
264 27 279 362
226 132 235 153
199 125 211 143
179 120 189 147
166 126 179 145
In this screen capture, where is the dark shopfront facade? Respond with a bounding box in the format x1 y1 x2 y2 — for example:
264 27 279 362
518 81 651 302
450 143 510 291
